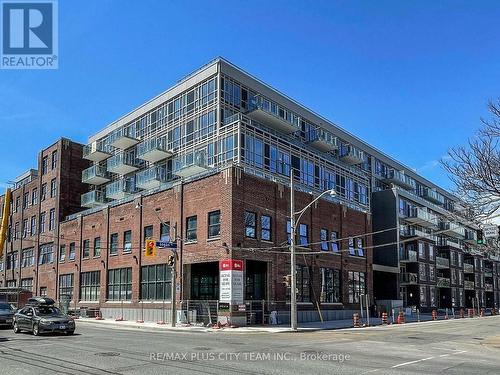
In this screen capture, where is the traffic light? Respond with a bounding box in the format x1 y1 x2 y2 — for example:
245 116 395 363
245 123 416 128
282 275 291 288
144 239 156 257
477 230 484 245
167 254 175 267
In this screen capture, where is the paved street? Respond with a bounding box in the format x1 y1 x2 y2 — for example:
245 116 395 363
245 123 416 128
1 316 500 374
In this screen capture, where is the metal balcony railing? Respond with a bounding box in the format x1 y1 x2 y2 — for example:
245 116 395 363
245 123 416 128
339 144 364 165
383 170 417 190
436 256 450 269
440 222 466 238
464 263 474 273
307 128 338 152
400 249 418 263
437 277 451 288
464 280 475 290
407 207 439 228
422 189 445 205
400 272 419 285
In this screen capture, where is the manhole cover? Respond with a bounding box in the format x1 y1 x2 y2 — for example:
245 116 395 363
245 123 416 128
193 347 212 351
95 352 121 357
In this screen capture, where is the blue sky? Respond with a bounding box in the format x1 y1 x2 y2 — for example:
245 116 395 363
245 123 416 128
1 0 499 191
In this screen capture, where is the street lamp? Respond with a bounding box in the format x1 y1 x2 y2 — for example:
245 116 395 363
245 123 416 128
289 171 336 331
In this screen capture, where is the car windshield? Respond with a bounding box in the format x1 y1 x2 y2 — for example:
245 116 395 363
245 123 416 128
0 303 12 311
34 306 62 316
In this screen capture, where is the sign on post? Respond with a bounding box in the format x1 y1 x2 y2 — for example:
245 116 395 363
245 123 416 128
156 241 177 250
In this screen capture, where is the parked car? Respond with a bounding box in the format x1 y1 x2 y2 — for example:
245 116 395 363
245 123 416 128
13 297 75 336
0 302 14 327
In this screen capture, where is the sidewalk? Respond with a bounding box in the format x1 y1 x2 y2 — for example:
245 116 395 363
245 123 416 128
75 312 489 333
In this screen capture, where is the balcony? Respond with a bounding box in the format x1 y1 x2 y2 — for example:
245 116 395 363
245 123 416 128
400 249 418 263
105 178 135 200
83 141 111 162
485 283 494 292
437 277 451 288
82 165 110 185
399 272 418 285
339 144 364 165
464 280 475 290
137 138 173 163
406 207 438 228
440 222 465 239
81 190 106 208
464 229 477 244
464 263 474 273
109 127 139 149
136 167 168 190
247 95 300 134
107 153 141 175
307 128 338 152
175 150 210 178
436 256 450 269
422 189 445 205
383 170 417 190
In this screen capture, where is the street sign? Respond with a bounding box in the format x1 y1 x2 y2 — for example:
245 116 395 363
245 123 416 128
483 225 499 239
156 241 177 249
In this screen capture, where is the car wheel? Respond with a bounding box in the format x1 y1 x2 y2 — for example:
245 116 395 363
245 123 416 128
65 330 74 336
32 323 40 336
13 322 21 334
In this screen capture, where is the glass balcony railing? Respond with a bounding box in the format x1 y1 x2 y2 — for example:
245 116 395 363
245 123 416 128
400 249 418 262
464 263 474 273
440 222 466 238
399 272 418 285
339 144 364 165
105 178 135 200
464 280 475 290
109 127 139 149
107 153 142 175
81 190 106 208
436 256 450 269
437 277 451 288
82 165 110 185
175 150 210 178
136 167 168 190
307 128 338 152
485 283 494 292
137 138 173 163
383 170 417 190
247 95 300 134
422 189 445 205
83 141 111 162
407 207 439 228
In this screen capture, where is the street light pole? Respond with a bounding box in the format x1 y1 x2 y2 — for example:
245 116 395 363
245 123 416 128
290 171 297 331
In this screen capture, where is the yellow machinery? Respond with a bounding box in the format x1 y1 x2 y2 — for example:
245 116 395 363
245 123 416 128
0 188 11 257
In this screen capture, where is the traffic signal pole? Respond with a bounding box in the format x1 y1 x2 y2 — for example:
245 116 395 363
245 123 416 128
171 251 177 328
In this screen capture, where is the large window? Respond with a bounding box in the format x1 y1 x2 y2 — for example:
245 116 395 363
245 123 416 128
39 212 46 233
320 229 329 251
261 215 271 241
296 265 310 302
21 248 34 268
59 245 65 263
143 225 153 246
38 244 53 265
244 211 256 238
208 210 221 239
80 271 100 301
94 237 101 257
420 286 428 307
123 230 132 253
7 251 18 269
49 209 56 231
51 150 58 169
59 274 74 300
348 271 366 304
160 222 170 242
140 264 172 301
69 242 76 261
21 278 33 292
30 216 37 236
299 224 308 246
320 268 341 303
31 188 38 205
110 233 118 255
50 179 57 198
82 239 90 259
331 232 339 252
186 216 197 242
107 268 132 301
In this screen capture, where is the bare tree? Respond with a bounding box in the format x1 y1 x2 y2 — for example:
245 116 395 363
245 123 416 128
442 100 500 220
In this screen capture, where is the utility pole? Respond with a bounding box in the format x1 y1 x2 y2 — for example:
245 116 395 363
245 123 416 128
290 171 297 331
171 224 178 328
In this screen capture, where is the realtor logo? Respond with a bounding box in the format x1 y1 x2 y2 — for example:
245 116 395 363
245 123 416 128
1 0 58 69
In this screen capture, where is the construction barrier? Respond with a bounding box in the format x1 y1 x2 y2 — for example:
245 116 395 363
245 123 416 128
397 310 405 324
432 310 437 321
381 312 388 325
353 313 360 328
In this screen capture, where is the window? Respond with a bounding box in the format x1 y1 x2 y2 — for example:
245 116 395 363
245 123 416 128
59 245 66 263
21 248 34 268
21 278 33 292
418 242 426 260
428 244 435 260
50 178 57 198
186 216 197 242
244 211 256 238
22 219 28 238
6 280 17 288
123 231 132 253
208 210 221 239
23 192 29 209
41 183 47 201
94 237 101 257
287 220 292 244
299 224 308 246
320 229 329 251
30 216 37 236
51 150 58 170
49 208 55 231
110 233 118 255
31 188 38 205
261 215 271 241
296 265 310 302
14 222 19 240
107 268 132 301
356 238 364 257
41 156 48 175
420 286 428 306
331 232 339 252
7 251 18 269
38 244 54 265
141 264 172 300
14 196 20 212
143 225 153 247
39 212 46 233
39 287 48 297
348 271 366 304
80 271 100 301
69 242 76 261
160 222 170 242
82 239 90 259
419 263 427 281
348 237 355 255
320 268 341 303
429 264 435 281
59 274 73 300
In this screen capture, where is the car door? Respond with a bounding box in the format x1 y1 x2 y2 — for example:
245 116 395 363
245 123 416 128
25 307 35 330
16 308 28 329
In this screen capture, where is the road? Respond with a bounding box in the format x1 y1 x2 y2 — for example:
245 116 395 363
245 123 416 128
0 317 499 374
